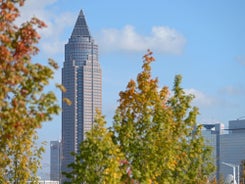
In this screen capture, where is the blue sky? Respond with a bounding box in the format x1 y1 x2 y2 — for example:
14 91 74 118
18 0 245 178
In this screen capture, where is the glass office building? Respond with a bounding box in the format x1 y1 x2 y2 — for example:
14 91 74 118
61 10 102 179
202 123 223 182
202 119 245 183
50 141 61 181
220 119 245 183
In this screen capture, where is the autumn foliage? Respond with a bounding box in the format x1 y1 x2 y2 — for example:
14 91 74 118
0 0 60 183
65 50 215 183
63 111 124 184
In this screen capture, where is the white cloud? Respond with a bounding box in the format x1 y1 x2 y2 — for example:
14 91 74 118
16 3 186 56
97 25 186 55
17 0 57 25
219 86 245 96
41 40 65 56
184 88 216 107
16 0 75 56
38 11 74 56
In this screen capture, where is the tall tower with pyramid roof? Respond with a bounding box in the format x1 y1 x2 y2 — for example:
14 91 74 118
61 10 102 180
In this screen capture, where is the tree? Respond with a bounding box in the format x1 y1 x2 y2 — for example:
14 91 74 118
66 50 215 183
0 0 60 183
64 111 124 184
113 50 214 183
240 160 245 184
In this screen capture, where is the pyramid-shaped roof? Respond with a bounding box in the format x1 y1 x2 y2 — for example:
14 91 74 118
71 10 91 37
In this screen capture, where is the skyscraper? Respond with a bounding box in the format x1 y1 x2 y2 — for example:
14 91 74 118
50 140 61 181
61 10 102 178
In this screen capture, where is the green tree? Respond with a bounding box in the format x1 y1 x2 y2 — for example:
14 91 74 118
0 0 60 183
113 50 214 183
64 111 124 184
240 160 245 184
66 50 214 184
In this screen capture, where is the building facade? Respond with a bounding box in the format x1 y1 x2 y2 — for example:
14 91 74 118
219 119 245 183
61 10 102 179
202 119 245 183
50 141 61 181
27 181 59 184
202 123 223 182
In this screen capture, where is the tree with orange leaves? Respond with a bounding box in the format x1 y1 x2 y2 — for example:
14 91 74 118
0 0 60 183
113 50 214 183
66 50 214 183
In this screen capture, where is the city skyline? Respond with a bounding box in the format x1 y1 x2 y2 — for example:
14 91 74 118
17 0 245 178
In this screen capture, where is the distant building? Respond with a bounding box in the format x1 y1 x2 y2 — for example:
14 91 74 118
202 123 223 181
228 119 245 134
202 119 245 183
50 141 61 181
61 9 102 182
27 181 59 184
220 119 245 183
